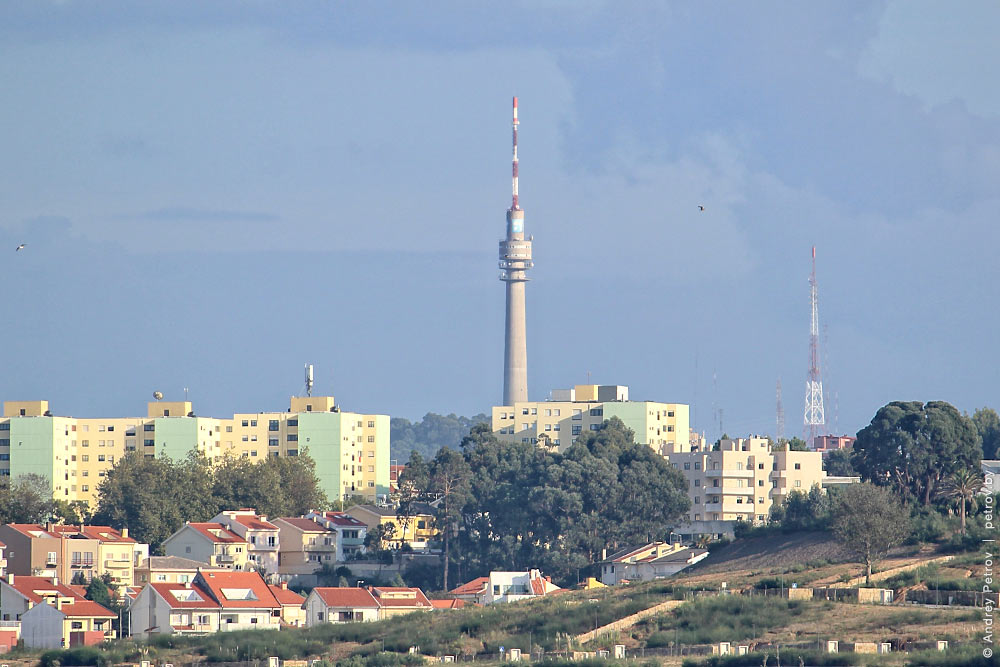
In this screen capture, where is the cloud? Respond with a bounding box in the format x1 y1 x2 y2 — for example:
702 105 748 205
859 0 1000 117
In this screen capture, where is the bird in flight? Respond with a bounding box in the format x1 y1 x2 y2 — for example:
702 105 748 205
15 244 25 252
698 205 705 212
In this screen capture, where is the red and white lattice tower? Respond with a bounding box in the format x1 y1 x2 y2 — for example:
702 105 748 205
803 246 825 447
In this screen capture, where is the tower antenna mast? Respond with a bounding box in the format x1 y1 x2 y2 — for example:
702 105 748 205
499 97 533 406
804 246 825 447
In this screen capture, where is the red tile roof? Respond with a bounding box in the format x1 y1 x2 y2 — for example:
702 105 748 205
0 540 6 547
313 587 380 609
49 525 136 543
2 576 84 604
150 583 221 609
276 517 328 532
269 584 306 606
4 524 57 538
431 599 467 609
449 576 489 596
230 515 278 531
370 587 432 608
319 512 367 528
195 571 280 609
187 523 246 543
55 599 116 618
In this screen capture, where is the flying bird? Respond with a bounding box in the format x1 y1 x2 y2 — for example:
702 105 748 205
15 244 25 252
698 205 705 212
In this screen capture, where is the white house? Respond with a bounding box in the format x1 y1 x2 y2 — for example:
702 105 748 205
600 542 709 585
450 570 561 605
211 510 281 574
19 598 115 649
129 570 282 639
303 588 381 626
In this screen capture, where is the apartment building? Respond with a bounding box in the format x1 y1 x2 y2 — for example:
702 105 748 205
273 517 337 575
303 511 367 560
666 437 826 530
0 523 148 587
491 385 689 454
346 504 436 551
0 396 390 506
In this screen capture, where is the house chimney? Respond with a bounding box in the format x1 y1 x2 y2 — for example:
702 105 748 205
53 576 59 586
121 527 129 539
7 574 12 585
280 581 288 590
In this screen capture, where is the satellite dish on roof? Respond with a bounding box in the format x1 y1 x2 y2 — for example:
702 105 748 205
153 391 164 400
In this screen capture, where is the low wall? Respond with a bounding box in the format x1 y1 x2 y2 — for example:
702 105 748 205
576 600 683 644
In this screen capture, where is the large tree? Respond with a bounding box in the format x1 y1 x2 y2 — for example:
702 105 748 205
831 482 910 584
427 447 472 592
852 401 981 505
823 449 856 477
973 407 1000 460
0 474 57 524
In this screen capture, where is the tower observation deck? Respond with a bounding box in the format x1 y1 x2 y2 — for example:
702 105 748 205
500 97 533 406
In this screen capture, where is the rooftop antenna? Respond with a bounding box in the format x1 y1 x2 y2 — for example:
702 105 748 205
304 364 314 397
183 387 189 401
152 391 163 401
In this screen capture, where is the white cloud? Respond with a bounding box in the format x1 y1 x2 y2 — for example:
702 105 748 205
859 0 1000 117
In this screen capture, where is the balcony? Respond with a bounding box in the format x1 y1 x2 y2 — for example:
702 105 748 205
215 554 236 564
70 561 95 569
704 468 755 477
303 543 337 552
104 558 130 569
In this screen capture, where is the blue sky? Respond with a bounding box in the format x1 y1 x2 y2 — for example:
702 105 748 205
1 1 997 440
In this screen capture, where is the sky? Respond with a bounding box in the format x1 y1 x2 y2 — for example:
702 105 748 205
1 1 998 441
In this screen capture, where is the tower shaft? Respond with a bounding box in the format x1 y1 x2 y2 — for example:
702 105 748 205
500 97 532 406
804 246 825 446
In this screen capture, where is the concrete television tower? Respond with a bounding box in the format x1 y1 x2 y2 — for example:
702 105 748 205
499 96 533 405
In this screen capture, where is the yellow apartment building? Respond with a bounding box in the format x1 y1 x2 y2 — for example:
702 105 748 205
666 437 827 527
491 385 689 454
0 397 390 506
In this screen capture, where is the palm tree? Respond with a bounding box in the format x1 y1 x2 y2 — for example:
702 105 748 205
939 468 985 535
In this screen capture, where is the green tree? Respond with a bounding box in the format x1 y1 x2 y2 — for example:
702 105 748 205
831 483 910 584
428 447 472 592
823 449 856 477
391 413 489 462
972 407 1000 460
396 452 430 558
84 573 116 610
852 401 981 505
0 474 57 524
938 468 985 535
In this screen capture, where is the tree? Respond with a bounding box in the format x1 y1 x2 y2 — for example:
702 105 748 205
852 401 981 505
391 413 490 462
428 447 472 592
0 474 57 524
938 468 985 535
823 449 856 477
396 452 430 551
85 573 117 610
973 407 1000 460
772 437 808 452
831 483 910 584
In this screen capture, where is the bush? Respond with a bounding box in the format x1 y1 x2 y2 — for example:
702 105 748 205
681 651 863 666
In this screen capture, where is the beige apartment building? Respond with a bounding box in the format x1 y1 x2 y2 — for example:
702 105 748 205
666 437 826 526
0 396 390 506
491 385 689 454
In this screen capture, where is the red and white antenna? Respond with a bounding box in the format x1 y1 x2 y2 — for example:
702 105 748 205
804 245 825 447
511 96 520 211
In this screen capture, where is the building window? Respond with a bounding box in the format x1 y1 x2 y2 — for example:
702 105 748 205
269 420 279 431
82 485 89 492
368 435 375 443
522 408 529 415
713 479 719 487
144 424 155 432
144 439 154 446
589 408 603 417
251 420 257 427
288 419 298 427
589 424 600 431
572 425 582 436
759 497 765 504
288 450 299 456
269 438 278 446
758 480 764 486
81 455 89 462
795 480 802 487
694 479 701 487
288 434 298 442
794 463 801 470
758 463 764 469
368 481 374 487
98 454 106 462
242 420 249 427
572 409 582 420
694 462 701 470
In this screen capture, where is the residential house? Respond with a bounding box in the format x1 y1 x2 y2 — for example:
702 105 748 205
369 587 432 618
448 577 489 603
211 510 280 574
272 517 338 575
20 597 115 649
162 523 249 570
304 510 368 560
0 523 147 587
451 570 561 605
268 582 306 627
430 599 467 610
136 556 225 586
345 504 436 551
599 542 708 585
303 587 381 626
1 575 84 622
129 570 282 639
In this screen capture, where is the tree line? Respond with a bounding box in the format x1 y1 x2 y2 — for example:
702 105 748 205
91 451 328 553
390 412 489 463
396 417 690 590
